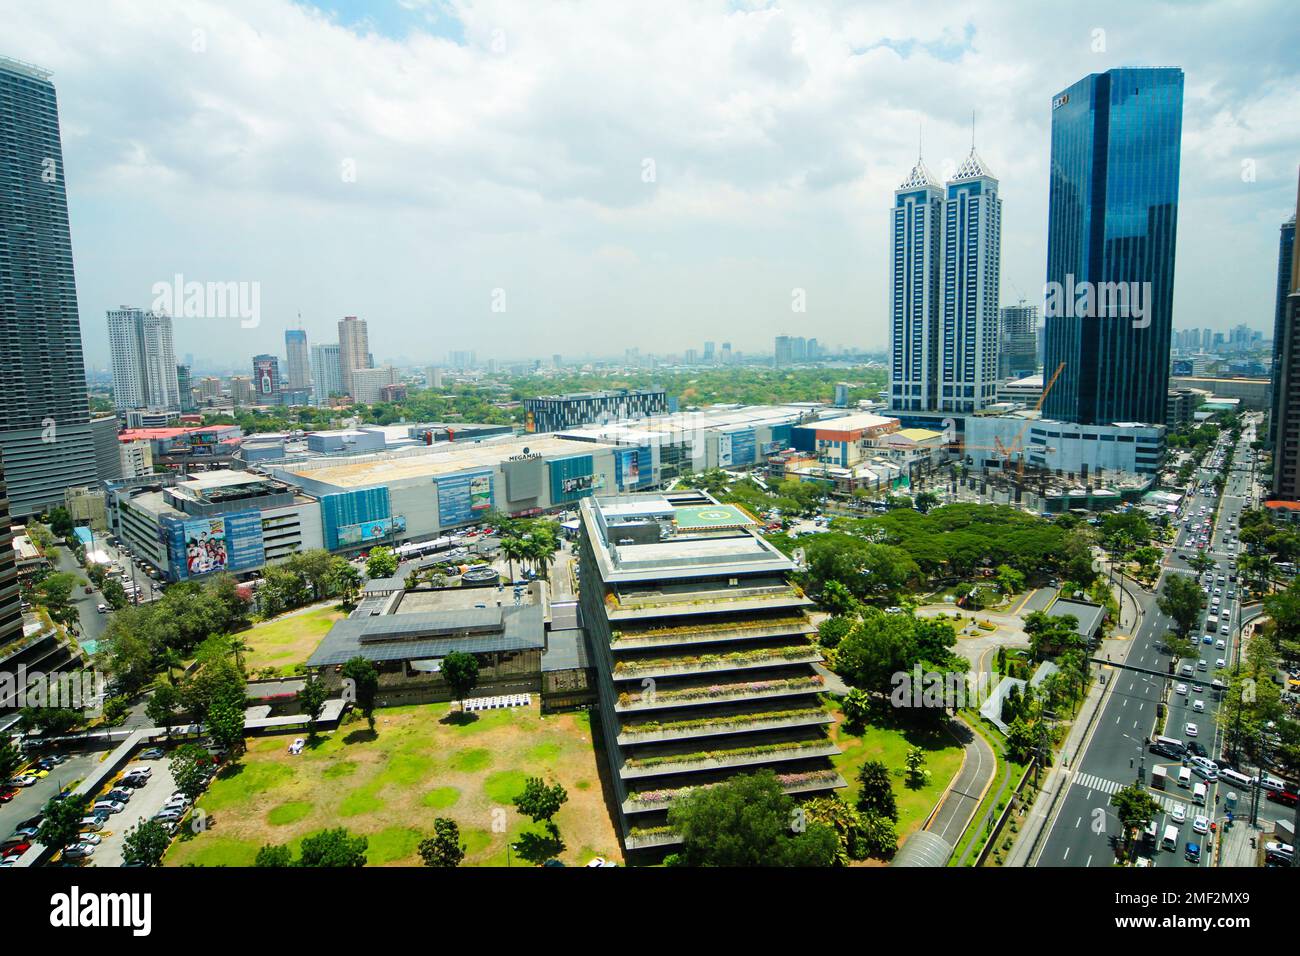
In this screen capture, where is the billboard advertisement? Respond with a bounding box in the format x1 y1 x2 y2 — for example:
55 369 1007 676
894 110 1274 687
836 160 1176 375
337 515 407 547
717 431 733 468
561 474 593 494
1171 359 1194 376
437 470 495 527
182 518 229 575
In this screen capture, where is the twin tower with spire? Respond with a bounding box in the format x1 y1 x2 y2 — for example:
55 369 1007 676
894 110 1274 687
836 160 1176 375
889 139 1002 415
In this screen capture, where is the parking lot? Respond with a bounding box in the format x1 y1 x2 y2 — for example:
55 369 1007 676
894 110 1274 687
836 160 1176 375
85 754 180 868
2 750 104 841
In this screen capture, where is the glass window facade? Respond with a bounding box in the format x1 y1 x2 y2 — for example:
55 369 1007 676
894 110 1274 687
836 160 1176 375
1042 68 1184 426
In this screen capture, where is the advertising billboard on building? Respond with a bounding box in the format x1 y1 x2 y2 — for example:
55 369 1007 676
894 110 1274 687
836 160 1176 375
437 470 495 527
337 515 407 546
182 518 228 575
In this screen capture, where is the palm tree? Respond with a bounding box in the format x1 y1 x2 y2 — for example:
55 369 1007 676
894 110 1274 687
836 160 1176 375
500 536 528 582
161 647 185 686
229 637 251 675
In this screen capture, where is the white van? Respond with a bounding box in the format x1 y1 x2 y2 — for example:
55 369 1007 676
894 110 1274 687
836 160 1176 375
1178 766 1193 789
1162 824 1179 851
1219 768 1254 790
1193 782 1207 805
1151 764 1168 790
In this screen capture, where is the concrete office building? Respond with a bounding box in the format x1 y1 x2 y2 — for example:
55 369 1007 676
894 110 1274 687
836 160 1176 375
108 307 181 411
176 364 196 413
577 490 843 852
338 315 370 397
285 328 311 391
524 388 669 433
311 343 343 405
425 366 444 389
228 375 253 406
999 303 1039 378
0 57 99 515
119 439 153 478
252 354 281 402
350 365 400 404
1042 68 1184 426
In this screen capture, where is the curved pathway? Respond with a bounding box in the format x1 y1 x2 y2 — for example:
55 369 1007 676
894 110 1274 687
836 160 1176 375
922 714 999 851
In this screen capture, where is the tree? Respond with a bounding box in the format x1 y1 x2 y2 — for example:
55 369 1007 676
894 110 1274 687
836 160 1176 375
500 535 528 582
145 683 180 734
340 657 380 730
904 747 929 789
254 843 294 867
101 576 129 611
297 827 368 867
1158 574 1204 638
513 777 568 831
297 675 329 738
328 557 362 608
802 795 867 864
0 738 23 783
914 491 939 514
442 650 480 707
841 688 871 730
206 682 248 754
1111 783 1162 856
365 546 399 580
856 760 898 821
47 506 75 539
994 564 1026 595
37 793 89 853
170 744 213 802
122 819 171 867
418 818 466 868
668 770 838 867
816 614 854 649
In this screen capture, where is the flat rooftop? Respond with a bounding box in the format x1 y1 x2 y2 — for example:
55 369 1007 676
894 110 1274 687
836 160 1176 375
277 434 619 488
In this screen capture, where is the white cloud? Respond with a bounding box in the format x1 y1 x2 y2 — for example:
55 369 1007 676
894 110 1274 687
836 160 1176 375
0 0 1295 369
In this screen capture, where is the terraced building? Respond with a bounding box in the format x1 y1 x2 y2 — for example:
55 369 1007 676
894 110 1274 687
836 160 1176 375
577 490 844 853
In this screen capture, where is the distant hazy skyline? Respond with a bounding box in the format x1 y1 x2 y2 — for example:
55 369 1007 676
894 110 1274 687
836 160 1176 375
4 0 1297 369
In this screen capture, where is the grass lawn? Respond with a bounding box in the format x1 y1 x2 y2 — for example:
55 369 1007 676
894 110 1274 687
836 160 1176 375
241 604 346 676
827 704 965 855
166 703 622 868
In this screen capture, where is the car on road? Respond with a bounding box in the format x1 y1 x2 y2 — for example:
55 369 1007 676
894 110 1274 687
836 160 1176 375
0 788 16 803
1171 804 1187 824
1192 815 1210 834
24 767 49 779
1196 660 1208 671
138 748 166 760
1265 841 1294 865
1176 683 1188 695
1215 658 1226 669
96 603 108 613
1193 699 1205 712
1185 722 1199 737
5 775 36 788
1216 639 1226 650
1185 841 1202 863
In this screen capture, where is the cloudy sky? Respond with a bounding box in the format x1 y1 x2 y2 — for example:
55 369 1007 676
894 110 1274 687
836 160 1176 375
4 0 1298 372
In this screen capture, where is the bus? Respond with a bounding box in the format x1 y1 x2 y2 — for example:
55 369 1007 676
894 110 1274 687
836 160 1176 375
1150 735 1185 758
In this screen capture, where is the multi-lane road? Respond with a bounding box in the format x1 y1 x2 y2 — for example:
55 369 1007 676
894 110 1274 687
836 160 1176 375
1035 416 1263 867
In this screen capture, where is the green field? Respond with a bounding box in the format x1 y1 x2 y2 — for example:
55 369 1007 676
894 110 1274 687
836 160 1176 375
166 703 621 867
241 604 346 676
828 706 966 852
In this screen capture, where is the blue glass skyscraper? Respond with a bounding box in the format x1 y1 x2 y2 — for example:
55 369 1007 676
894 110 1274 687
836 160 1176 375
1270 215 1296 450
1041 67 1184 426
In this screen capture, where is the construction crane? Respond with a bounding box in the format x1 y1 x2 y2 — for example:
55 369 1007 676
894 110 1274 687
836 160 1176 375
989 361 1066 478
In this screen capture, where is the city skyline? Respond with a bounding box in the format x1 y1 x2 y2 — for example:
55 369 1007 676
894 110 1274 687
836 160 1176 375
1 1 1295 369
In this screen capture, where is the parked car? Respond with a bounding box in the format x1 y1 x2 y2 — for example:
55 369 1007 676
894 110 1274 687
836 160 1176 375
62 843 96 859
2 841 31 858
78 817 106 832
92 800 126 815
153 809 183 824
138 748 166 760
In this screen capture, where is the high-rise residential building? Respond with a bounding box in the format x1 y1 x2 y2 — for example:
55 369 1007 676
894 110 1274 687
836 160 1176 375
312 343 343 404
228 375 253 406
176 364 196 413
0 57 99 515
198 376 224 403
774 335 793 367
108 307 181 411
702 341 715 363
1271 173 1300 498
338 315 370 397
720 342 732 365
1042 67 1184 426
424 365 444 390
252 355 281 401
941 148 1002 411
285 328 311 391
999 302 1039 378
448 349 476 370
1269 214 1297 449
890 155 945 412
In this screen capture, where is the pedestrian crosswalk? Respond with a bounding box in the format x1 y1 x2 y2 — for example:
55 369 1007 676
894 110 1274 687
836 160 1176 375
1070 770 1194 813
